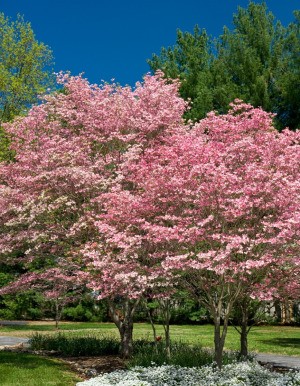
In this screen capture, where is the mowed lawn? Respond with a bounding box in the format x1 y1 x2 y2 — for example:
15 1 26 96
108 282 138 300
0 351 82 386
1 321 300 356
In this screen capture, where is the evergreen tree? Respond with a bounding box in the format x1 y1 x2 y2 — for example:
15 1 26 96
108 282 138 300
276 11 300 130
148 2 299 130
148 26 213 121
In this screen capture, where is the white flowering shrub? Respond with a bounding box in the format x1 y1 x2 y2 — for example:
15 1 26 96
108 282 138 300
76 361 300 386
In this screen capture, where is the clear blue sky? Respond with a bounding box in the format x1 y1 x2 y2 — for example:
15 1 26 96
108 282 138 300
1 0 298 87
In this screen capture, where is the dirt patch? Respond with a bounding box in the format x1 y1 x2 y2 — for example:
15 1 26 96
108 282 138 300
61 355 126 379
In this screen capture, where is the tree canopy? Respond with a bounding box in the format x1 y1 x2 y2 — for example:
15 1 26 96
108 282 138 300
0 73 299 363
0 13 54 161
148 2 300 130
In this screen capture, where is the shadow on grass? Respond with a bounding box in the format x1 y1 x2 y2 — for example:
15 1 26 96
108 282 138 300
0 351 81 386
0 351 63 369
258 338 300 348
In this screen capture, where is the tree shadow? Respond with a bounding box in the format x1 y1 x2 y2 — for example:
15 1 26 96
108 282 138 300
0 351 69 384
0 351 61 368
259 338 300 349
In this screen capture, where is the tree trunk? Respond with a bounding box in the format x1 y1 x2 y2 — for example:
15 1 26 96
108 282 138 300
209 286 238 369
108 298 140 359
274 300 282 323
164 319 171 359
213 314 227 369
144 301 158 353
239 302 249 357
240 322 248 357
119 319 134 358
54 299 62 329
160 299 171 359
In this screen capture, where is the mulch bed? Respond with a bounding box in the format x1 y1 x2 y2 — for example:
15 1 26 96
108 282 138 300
61 355 126 379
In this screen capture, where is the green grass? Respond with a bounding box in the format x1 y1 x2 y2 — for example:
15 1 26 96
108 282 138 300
2 321 300 356
0 321 112 333
1 322 300 386
0 351 82 386
133 324 300 356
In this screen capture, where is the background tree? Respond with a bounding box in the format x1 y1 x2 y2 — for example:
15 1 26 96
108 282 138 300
0 13 54 161
276 11 300 130
148 2 299 130
148 26 213 121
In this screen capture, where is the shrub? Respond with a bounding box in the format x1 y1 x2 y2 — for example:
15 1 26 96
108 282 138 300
131 340 213 368
30 333 119 356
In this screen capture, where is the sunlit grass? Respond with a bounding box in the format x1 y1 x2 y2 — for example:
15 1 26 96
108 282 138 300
0 351 82 386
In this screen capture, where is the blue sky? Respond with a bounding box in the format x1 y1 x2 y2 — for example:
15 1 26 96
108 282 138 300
1 1 298 87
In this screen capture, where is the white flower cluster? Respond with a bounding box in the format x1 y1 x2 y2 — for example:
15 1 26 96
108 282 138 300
76 361 300 386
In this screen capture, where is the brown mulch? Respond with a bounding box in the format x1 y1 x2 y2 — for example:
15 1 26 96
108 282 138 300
61 355 126 379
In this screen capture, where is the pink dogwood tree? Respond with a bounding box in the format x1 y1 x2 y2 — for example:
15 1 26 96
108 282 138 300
0 68 299 366
121 101 300 367
0 267 81 328
0 71 186 357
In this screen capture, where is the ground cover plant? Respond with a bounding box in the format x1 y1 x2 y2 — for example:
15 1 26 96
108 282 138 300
0 351 81 386
75 362 300 386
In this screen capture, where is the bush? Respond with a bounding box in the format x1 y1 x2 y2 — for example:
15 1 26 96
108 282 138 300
62 304 93 322
130 340 246 368
130 340 213 368
0 308 15 320
62 299 109 322
0 289 45 320
29 333 119 356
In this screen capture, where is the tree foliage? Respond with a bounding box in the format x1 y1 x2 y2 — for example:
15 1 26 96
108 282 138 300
148 2 300 130
0 73 299 363
0 13 54 161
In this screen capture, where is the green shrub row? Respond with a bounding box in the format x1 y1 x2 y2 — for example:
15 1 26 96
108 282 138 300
29 332 245 368
30 333 119 356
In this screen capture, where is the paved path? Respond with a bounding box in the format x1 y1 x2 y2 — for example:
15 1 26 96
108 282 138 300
0 336 29 346
256 353 300 370
0 320 28 326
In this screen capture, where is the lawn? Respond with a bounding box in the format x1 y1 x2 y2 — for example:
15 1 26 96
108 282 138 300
0 351 81 386
1 321 300 356
1 321 299 386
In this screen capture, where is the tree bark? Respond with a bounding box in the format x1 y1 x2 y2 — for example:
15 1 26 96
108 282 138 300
54 298 62 329
108 298 140 358
240 325 248 357
207 282 241 369
213 312 228 369
119 318 134 358
144 300 158 353
160 299 171 359
239 302 249 357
